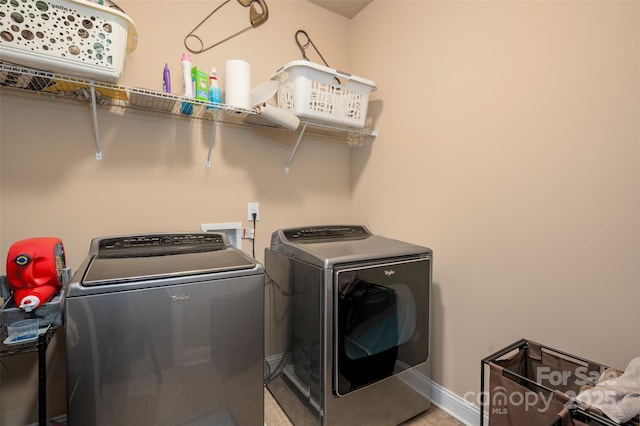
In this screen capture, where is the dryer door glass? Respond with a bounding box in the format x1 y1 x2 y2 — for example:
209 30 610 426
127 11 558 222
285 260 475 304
334 257 430 396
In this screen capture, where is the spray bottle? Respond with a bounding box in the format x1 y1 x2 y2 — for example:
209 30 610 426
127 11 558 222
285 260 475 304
206 67 222 114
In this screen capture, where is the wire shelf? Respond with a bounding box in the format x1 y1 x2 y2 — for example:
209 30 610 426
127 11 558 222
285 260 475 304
0 61 377 138
0 61 377 168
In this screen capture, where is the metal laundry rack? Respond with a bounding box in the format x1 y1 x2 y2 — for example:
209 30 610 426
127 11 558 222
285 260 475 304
480 339 638 426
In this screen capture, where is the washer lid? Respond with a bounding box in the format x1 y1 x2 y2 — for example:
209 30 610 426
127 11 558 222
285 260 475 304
80 233 256 286
82 249 256 286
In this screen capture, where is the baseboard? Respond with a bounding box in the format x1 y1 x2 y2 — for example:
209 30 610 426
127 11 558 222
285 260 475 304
397 364 483 426
266 354 488 426
430 380 487 426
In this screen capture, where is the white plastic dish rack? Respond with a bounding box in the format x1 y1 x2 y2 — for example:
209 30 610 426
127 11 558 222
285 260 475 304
272 60 376 129
0 0 137 83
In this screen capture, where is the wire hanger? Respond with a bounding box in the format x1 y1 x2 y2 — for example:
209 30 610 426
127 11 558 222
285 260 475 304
185 0 269 54
295 29 330 67
295 29 342 84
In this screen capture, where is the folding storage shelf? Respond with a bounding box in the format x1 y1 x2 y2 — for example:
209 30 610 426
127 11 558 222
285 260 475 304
1 277 63 426
480 339 639 426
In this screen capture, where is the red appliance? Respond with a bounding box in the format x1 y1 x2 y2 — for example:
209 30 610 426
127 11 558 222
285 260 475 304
6 237 66 312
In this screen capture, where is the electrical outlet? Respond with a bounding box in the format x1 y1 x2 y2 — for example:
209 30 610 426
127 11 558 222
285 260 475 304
248 202 260 221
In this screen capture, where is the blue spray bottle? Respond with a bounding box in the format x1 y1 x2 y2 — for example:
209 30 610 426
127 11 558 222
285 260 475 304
206 67 222 114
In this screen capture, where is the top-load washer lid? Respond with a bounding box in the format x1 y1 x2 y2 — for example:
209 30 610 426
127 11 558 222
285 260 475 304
79 233 257 287
270 225 431 268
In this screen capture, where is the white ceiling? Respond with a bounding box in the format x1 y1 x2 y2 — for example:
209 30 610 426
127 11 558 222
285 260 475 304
306 0 373 19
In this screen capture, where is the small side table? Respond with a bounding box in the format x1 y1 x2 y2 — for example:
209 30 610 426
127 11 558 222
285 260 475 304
0 325 59 426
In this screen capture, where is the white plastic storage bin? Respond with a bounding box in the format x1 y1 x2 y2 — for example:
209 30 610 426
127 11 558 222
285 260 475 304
0 0 138 83
272 60 376 128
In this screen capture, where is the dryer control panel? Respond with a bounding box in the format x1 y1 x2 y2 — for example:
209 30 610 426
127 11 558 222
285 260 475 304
282 225 370 243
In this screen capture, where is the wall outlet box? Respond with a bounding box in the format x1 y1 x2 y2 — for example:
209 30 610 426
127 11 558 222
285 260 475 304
248 202 260 221
201 222 243 249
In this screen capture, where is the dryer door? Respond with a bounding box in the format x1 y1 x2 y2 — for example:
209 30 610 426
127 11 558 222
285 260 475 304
333 257 430 396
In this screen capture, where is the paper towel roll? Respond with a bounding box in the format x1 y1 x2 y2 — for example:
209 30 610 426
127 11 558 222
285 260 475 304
255 103 300 130
225 59 251 109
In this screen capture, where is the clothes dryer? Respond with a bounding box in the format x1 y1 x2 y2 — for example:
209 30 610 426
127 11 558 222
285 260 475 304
265 225 432 426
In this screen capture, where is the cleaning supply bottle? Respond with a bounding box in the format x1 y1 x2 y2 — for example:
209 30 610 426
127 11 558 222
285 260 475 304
6 237 66 312
192 65 209 102
180 52 194 115
162 63 171 93
206 67 222 113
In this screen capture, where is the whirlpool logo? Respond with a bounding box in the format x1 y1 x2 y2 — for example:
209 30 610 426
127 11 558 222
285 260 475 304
384 269 395 277
171 294 190 303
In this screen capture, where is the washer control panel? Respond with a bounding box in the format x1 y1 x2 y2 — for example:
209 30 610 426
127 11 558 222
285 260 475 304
96 233 226 257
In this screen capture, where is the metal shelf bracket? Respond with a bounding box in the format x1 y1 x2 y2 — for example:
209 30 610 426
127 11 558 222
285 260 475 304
205 109 221 168
285 122 308 174
89 81 102 160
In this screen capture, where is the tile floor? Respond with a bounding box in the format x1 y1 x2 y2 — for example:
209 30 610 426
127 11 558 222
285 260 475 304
264 388 464 426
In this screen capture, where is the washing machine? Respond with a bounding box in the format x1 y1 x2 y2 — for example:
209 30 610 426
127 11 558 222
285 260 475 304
265 225 432 425
65 233 264 426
